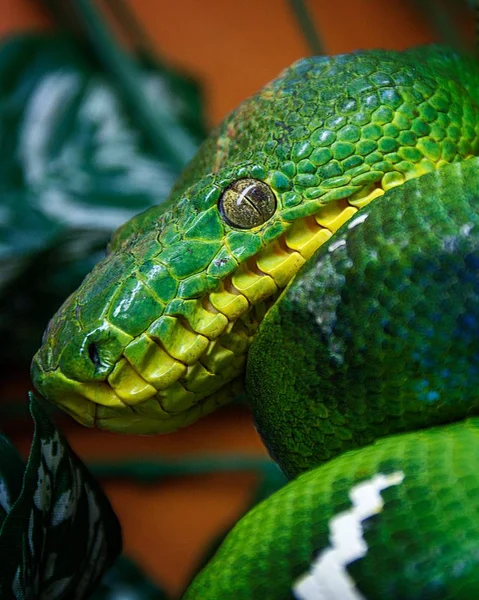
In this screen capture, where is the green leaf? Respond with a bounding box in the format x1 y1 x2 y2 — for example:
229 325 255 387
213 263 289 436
0 394 122 599
0 33 206 364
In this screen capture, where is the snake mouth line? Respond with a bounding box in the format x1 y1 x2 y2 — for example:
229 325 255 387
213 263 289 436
35 158 450 434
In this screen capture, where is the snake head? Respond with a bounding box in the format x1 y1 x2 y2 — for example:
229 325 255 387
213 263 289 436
32 46 479 433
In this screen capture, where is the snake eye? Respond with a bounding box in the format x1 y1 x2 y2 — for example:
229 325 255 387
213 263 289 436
218 178 277 229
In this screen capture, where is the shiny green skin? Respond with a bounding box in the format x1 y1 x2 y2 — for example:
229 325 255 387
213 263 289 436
249 160 479 478
32 46 479 426
186 160 479 599
186 420 479 600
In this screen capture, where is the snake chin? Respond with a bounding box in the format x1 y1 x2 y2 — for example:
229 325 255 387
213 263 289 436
32 348 245 434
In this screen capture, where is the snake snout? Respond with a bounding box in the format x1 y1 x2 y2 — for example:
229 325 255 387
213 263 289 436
30 294 137 421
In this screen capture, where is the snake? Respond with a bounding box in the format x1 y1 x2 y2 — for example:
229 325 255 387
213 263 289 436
31 45 479 598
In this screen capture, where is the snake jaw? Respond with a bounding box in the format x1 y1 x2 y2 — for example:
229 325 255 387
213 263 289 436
31 157 455 434
31 167 434 434
31 190 375 433
31 344 244 434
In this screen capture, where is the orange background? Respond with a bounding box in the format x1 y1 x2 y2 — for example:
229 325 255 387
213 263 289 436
0 0 438 126
0 0 442 597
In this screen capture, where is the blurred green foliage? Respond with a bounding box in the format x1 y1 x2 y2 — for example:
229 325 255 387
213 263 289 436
0 396 121 598
0 32 206 365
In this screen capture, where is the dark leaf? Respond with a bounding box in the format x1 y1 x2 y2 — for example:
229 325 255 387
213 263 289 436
0 435 25 529
0 394 122 599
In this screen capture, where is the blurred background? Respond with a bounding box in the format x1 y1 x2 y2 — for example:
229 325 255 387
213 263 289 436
0 0 475 597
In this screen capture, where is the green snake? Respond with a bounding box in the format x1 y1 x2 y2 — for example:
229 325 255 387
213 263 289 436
32 45 479 597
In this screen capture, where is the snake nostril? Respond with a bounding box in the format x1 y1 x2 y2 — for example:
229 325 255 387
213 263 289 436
88 342 101 366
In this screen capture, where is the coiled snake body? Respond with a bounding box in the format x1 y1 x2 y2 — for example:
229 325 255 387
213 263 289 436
32 46 479 598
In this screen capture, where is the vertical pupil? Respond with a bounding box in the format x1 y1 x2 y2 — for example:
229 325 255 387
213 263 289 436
218 178 276 229
246 185 269 216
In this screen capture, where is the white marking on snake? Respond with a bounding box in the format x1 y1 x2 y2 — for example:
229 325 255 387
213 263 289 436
293 471 405 600
347 213 369 230
328 239 346 253
460 223 474 236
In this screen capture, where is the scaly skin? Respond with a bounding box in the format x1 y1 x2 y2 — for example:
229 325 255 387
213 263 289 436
31 46 479 597
32 46 479 433
248 160 479 478
185 423 479 599
186 159 479 599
